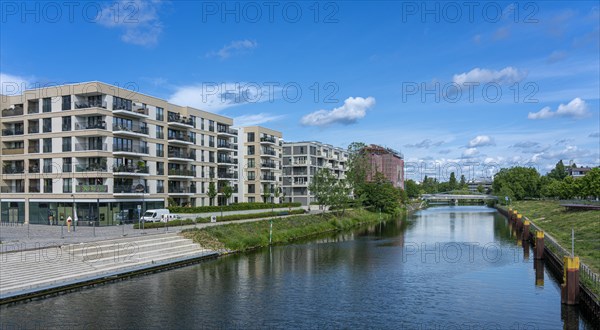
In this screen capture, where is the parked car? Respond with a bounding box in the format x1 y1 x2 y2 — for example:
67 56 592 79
141 209 170 223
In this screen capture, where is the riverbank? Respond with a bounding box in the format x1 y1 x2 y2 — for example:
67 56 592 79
182 209 392 252
509 200 599 273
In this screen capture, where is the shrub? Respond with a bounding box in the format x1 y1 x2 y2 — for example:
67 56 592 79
169 202 302 214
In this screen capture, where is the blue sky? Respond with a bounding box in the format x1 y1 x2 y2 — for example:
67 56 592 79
1 1 599 181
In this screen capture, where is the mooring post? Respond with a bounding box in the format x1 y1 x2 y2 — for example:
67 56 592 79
516 213 523 231
535 231 545 259
522 220 530 242
534 259 544 286
561 256 580 305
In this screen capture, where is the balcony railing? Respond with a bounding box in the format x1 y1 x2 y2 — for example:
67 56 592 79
217 142 237 149
27 104 39 114
28 145 39 153
114 106 148 116
76 164 108 172
168 186 196 194
217 172 238 179
75 101 107 109
63 164 72 173
261 136 276 143
261 162 276 168
0 186 25 193
168 116 195 127
168 134 194 143
1 107 24 117
262 149 277 156
113 124 149 135
262 175 276 181
2 167 24 174
2 128 24 136
168 169 195 177
75 185 108 193
168 151 195 160
114 185 149 193
28 166 40 173
28 126 39 134
75 122 107 130
217 127 238 135
157 186 165 193
2 148 24 155
217 157 237 164
112 165 149 174
113 145 149 154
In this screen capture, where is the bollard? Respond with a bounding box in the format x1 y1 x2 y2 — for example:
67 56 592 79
523 240 530 260
535 231 544 259
534 259 544 286
522 220 530 242
561 256 580 305
516 214 523 231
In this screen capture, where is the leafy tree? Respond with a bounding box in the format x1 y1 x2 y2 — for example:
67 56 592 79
207 182 217 206
548 160 568 181
362 172 402 214
274 184 281 204
477 184 485 193
262 184 271 203
492 167 541 200
459 175 467 189
579 168 600 199
404 179 420 198
222 183 233 206
448 172 457 191
309 168 337 214
346 142 371 197
330 179 352 215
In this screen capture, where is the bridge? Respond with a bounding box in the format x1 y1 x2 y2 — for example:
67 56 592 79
422 192 498 205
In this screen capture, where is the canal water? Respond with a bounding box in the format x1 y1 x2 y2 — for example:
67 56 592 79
1 206 595 329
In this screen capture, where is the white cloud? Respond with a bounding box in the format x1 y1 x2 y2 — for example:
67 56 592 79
452 66 526 85
168 82 270 112
528 98 590 120
462 148 479 158
532 145 593 162
98 0 164 47
233 113 284 127
468 135 495 148
207 40 258 59
404 139 444 149
300 96 375 126
0 73 30 95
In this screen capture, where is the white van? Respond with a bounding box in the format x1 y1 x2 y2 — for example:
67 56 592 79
141 209 170 223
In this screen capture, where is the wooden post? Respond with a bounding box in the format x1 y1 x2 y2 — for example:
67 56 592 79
535 231 544 259
534 259 544 286
522 220 530 242
516 214 523 231
561 256 580 305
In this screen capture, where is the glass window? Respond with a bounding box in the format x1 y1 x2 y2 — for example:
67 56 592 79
62 95 71 110
62 137 71 152
43 138 52 153
156 143 164 157
63 157 72 173
157 162 164 175
43 118 52 133
248 171 255 180
43 159 52 173
247 132 255 142
156 125 164 139
113 97 132 111
43 98 51 112
62 116 71 131
247 158 255 168
248 184 255 193
247 146 255 155
63 178 72 193
44 179 53 193
156 107 164 121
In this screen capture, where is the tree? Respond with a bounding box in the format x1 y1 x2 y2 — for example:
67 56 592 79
404 179 420 199
492 167 541 200
207 182 217 206
579 168 600 199
448 172 457 191
330 179 352 215
274 184 281 204
548 160 568 181
362 172 402 214
309 168 336 214
459 175 467 190
346 142 371 198
477 184 485 193
262 184 271 203
222 182 233 206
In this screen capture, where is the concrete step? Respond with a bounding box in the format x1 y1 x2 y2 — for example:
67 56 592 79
62 234 182 256
84 243 204 267
75 238 195 262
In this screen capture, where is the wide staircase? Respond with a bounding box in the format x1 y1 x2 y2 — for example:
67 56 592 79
0 233 215 299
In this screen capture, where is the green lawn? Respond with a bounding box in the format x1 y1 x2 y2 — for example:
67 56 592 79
509 200 600 273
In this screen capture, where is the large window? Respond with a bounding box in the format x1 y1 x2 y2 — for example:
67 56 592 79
62 116 71 131
247 146 255 155
63 157 72 172
156 143 164 157
156 107 164 121
248 184 255 193
43 98 51 112
43 159 52 173
113 97 132 111
247 158 255 168
113 137 133 152
157 180 164 193
248 171 255 180
43 138 52 153
156 125 164 139
43 118 52 133
63 178 72 193
247 132 255 142
157 162 164 175
44 179 53 193
62 95 71 110
62 137 71 152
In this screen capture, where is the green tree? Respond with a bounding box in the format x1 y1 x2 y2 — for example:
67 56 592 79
493 167 541 200
477 184 485 193
404 179 420 198
262 184 271 203
274 184 281 204
222 182 233 206
309 168 336 214
459 174 467 189
548 160 567 180
330 179 352 215
346 142 371 198
207 182 217 206
448 172 457 191
579 168 600 199
362 172 402 214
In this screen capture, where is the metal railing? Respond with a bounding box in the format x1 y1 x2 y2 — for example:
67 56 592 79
2 167 25 174
2 128 24 136
75 122 107 130
168 169 196 177
75 185 108 193
217 127 237 135
113 166 149 174
217 172 238 179
28 126 39 134
113 145 149 154
1 107 24 117
168 134 194 143
75 143 107 151
168 116 195 127
0 186 25 193
261 136 276 143
113 124 149 135
75 101 107 109
217 142 237 149
76 164 108 172
168 151 195 160
113 185 149 194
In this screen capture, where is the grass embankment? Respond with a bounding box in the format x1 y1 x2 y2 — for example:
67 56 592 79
133 209 306 229
182 209 389 252
509 200 600 273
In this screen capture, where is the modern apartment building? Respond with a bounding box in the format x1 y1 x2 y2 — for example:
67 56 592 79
236 126 283 203
363 144 404 189
0 82 238 225
282 141 348 205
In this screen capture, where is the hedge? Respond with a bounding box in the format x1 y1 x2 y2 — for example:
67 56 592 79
169 202 302 214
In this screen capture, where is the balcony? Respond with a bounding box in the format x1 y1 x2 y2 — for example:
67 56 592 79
168 151 195 162
29 186 40 193
1 107 24 117
168 169 195 178
28 165 40 173
113 124 149 137
217 157 238 165
75 122 107 130
262 175 276 181
113 105 148 118
168 115 195 128
113 165 150 176
261 161 277 169
217 172 238 180
75 101 107 109
75 143 108 152
28 145 39 153
113 145 149 155
76 164 108 173
2 148 24 155
28 126 39 134
75 185 108 193
168 134 195 145
217 142 237 150
0 186 25 193
168 186 196 195
260 136 277 144
262 149 277 157
217 127 238 136
113 185 149 194
2 167 24 174
2 128 24 136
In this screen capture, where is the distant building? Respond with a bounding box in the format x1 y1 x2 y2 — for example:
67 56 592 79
467 180 493 193
567 166 594 178
363 144 404 189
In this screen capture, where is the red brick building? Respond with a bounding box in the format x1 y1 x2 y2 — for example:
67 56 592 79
363 144 404 189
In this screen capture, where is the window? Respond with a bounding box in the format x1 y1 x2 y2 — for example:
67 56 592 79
209 136 215 147
200 118 205 130
157 180 164 193
113 137 133 152
157 162 164 175
62 137 71 152
44 179 53 193
62 116 71 131
190 115 196 128
247 132 255 142
248 171 255 180
201 134 205 146
208 120 214 131
43 118 52 133
43 98 51 112
63 157 72 172
156 125 164 139
63 178 72 193
43 159 52 173
62 95 71 110
113 97 132 111
157 143 164 157
247 158 255 168
248 184 255 193
248 197 255 203
156 107 164 121
247 146 255 155
43 138 52 153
